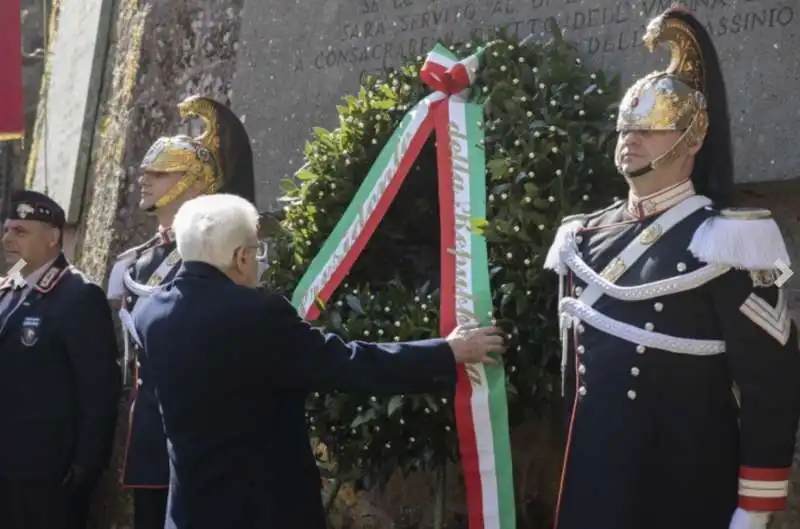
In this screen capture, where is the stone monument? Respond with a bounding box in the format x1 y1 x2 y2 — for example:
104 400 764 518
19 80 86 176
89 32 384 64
232 0 799 205
27 0 113 223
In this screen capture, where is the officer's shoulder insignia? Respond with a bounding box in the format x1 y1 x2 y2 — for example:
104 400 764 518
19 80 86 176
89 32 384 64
688 207 791 282
34 265 69 293
739 289 791 345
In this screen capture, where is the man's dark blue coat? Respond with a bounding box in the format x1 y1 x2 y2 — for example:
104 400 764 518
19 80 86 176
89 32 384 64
133 262 457 529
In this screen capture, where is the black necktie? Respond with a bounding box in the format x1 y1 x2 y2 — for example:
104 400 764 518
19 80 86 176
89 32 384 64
0 287 24 328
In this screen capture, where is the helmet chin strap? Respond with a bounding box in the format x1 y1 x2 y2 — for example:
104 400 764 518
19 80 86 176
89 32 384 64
142 173 213 215
622 163 654 179
616 138 679 180
616 147 655 179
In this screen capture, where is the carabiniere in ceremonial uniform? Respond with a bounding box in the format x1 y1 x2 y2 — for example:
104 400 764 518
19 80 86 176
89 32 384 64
112 228 180 493
107 95 260 529
544 7 800 529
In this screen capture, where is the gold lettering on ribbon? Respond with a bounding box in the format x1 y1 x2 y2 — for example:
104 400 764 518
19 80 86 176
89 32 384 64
301 115 416 316
449 118 483 388
466 364 483 386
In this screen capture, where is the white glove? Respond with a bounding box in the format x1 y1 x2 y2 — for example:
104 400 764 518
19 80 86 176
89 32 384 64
729 507 771 529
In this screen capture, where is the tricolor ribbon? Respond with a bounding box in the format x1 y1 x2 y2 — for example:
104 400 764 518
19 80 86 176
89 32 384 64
291 43 515 529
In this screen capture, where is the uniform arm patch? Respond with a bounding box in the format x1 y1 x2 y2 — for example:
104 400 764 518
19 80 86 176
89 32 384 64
738 290 791 345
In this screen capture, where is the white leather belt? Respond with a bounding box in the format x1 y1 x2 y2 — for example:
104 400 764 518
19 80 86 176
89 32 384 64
560 297 726 356
563 247 730 302
122 248 181 298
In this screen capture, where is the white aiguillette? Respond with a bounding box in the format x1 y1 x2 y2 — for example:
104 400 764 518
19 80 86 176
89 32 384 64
119 308 144 349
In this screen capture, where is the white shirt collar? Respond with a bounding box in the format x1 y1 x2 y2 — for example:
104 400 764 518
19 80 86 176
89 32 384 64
627 179 696 219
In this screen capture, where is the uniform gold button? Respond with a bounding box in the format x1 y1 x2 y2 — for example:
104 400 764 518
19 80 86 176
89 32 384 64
676 262 687 272
574 286 583 296
636 345 646 354
577 345 585 354
627 390 637 400
578 364 586 374
578 386 587 396
577 324 585 334
645 322 654 331
137 378 143 387
654 302 663 312
631 367 640 376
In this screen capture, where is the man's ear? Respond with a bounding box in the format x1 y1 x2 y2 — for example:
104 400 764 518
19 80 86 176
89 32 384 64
688 138 704 157
48 226 61 249
233 246 249 269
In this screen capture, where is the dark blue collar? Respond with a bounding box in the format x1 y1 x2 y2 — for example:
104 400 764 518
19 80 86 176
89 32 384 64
177 261 232 283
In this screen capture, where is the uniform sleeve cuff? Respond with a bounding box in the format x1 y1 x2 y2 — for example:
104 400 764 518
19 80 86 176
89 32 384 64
738 466 791 511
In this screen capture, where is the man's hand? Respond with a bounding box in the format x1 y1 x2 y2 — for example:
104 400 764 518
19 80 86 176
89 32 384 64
729 508 771 529
446 325 506 364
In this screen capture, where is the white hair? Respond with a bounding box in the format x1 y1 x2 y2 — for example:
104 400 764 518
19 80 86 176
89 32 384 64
173 193 259 270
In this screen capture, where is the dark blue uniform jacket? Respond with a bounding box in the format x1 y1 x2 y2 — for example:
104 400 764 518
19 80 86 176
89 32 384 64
133 262 457 529
0 253 120 482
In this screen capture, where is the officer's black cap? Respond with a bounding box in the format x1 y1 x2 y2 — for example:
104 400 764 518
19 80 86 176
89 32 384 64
5 190 66 229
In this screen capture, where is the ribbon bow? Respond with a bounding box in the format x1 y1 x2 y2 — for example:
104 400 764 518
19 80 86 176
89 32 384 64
420 47 484 95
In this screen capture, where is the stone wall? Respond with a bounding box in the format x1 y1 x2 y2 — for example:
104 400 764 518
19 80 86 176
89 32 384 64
60 0 244 281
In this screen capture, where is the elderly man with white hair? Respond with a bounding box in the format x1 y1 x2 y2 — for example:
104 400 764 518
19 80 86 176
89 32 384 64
131 193 506 529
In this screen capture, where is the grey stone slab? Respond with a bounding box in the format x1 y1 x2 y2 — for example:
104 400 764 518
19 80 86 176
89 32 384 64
29 0 113 223
232 0 800 206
